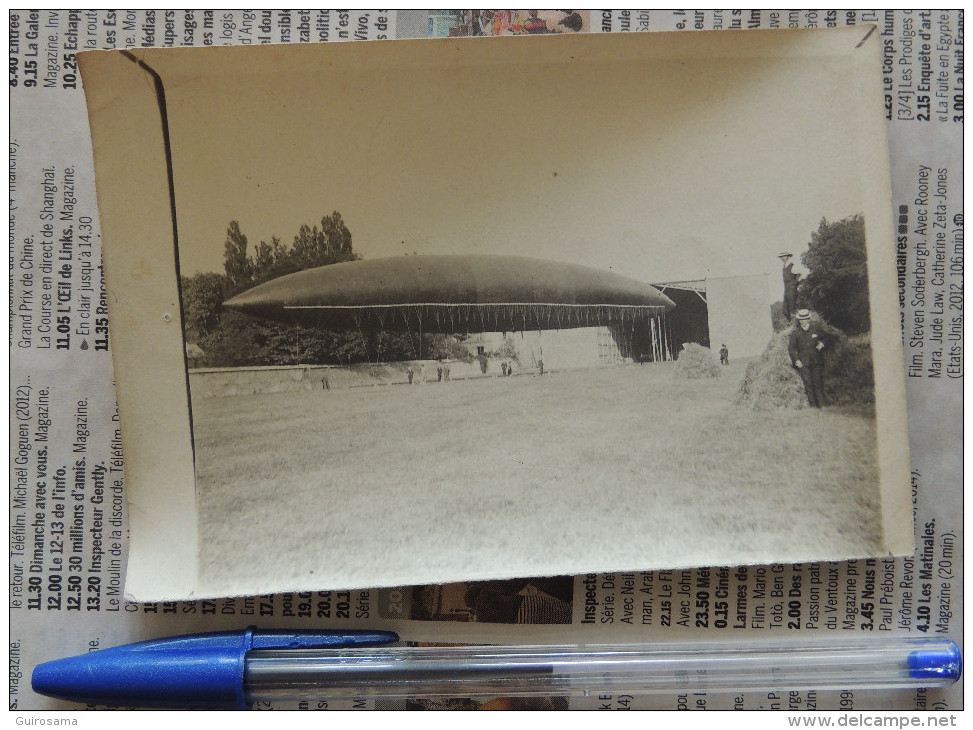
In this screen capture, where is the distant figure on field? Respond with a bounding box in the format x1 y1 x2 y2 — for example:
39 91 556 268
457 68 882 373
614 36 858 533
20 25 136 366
407 367 414 385
719 344 729 366
780 252 801 321
437 365 443 382
501 361 508 377
788 309 831 408
444 364 451 381
321 375 330 390
538 359 544 375
505 361 513 376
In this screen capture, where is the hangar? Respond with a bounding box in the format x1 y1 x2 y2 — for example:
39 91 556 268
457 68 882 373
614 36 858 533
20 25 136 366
466 273 772 369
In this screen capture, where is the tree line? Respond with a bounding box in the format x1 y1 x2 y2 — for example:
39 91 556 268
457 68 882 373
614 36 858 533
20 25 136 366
180 213 467 368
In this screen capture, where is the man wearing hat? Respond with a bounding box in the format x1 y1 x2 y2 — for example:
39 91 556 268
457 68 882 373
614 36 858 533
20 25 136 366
788 309 831 408
779 253 801 320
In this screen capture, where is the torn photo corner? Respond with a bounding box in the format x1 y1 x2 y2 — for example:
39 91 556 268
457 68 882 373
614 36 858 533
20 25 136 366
77 27 912 601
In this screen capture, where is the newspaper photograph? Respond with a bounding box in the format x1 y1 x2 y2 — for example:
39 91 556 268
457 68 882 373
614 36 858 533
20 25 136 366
8 9 963 716
427 9 591 36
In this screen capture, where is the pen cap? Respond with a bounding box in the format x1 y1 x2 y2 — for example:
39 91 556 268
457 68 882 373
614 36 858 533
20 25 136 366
31 627 398 709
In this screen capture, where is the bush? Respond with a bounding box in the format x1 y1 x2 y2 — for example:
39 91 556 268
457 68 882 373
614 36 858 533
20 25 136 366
824 334 875 406
802 214 870 335
486 335 520 363
674 343 721 379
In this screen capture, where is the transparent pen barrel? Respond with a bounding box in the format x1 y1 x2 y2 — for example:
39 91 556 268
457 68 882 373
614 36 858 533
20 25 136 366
244 637 960 701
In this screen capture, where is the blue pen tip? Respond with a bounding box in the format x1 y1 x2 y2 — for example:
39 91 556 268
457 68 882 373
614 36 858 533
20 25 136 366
907 640 962 682
30 661 63 700
31 628 400 709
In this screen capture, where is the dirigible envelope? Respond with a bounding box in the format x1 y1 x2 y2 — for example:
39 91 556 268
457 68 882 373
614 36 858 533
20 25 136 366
223 254 675 333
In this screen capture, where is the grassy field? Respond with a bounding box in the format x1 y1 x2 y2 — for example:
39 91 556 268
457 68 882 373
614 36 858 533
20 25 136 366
192 361 883 594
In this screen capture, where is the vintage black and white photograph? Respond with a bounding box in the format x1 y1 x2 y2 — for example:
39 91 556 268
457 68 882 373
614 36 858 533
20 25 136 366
79 28 911 599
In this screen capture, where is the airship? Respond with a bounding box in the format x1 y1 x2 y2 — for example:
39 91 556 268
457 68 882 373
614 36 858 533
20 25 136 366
222 254 675 334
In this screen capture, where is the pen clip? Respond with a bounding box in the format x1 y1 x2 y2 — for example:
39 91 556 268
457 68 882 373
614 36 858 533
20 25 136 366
246 627 400 651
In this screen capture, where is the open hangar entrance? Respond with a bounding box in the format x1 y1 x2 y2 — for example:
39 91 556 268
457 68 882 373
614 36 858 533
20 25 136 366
468 274 771 368
655 273 772 362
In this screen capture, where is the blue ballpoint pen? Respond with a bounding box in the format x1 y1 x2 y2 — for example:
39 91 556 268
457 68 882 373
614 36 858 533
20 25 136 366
32 628 961 709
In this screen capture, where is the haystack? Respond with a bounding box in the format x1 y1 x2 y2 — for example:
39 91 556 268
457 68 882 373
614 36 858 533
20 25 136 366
737 330 808 409
673 343 721 379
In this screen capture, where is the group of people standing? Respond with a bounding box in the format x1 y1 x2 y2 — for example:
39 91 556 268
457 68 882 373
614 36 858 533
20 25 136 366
402 358 544 384
406 362 452 384
404 358 534 385
501 359 544 376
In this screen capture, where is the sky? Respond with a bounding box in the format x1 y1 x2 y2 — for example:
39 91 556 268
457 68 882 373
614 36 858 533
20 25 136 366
142 30 879 302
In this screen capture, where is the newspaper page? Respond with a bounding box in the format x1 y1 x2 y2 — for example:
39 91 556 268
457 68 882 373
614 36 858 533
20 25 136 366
8 9 962 716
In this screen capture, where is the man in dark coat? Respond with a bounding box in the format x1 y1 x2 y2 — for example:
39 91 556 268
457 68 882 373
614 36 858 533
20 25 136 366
780 252 801 320
788 309 831 408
